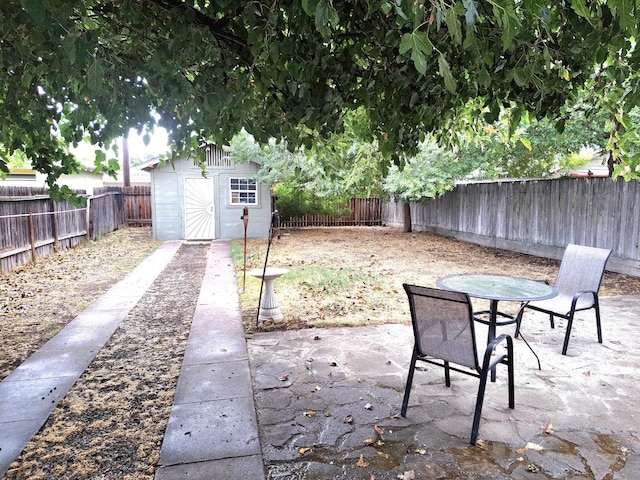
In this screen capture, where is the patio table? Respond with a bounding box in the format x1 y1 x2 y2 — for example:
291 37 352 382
436 274 557 378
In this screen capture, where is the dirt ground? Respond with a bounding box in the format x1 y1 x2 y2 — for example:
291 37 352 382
236 227 640 332
2 226 640 478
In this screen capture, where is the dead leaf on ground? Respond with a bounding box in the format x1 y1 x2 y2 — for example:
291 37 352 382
356 454 369 467
343 415 353 424
397 470 415 480
303 410 316 417
298 447 311 455
374 424 384 436
278 375 289 381
543 421 554 434
526 442 544 451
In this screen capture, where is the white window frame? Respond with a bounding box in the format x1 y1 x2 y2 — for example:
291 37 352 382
229 177 258 205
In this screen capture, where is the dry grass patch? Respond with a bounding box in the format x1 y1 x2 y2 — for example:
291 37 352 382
233 227 640 332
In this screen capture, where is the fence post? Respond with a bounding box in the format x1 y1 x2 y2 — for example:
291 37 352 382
86 196 92 240
28 213 36 262
50 199 59 252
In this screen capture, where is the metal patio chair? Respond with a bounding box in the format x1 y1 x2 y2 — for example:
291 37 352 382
518 244 611 355
401 284 514 445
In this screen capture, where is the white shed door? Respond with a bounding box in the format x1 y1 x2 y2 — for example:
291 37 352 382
184 177 215 240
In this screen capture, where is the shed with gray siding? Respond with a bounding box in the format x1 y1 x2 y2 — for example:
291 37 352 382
145 145 272 240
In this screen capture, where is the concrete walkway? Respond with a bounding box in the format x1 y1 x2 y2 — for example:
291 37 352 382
0 240 183 476
0 240 265 479
154 240 263 479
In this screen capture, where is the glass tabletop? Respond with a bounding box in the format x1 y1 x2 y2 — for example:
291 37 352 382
436 274 557 302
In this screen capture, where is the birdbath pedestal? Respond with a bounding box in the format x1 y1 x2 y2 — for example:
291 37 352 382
248 267 289 322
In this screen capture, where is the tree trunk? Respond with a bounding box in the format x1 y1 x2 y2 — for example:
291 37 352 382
403 202 412 233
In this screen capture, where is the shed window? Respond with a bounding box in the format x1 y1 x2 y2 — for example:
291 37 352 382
230 178 258 205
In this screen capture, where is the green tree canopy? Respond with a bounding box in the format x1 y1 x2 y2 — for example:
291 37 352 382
2 0 639 196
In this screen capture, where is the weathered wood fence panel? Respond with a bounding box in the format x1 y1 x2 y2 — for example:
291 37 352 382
0 185 152 273
280 197 382 227
122 185 152 225
90 187 125 239
0 186 88 272
382 177 640 277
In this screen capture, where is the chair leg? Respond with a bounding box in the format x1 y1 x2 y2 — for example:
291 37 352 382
470 368 489 445
562 312 575 355
444 361 451 387
514 303 525 338
549 313 555 329
506 337 515 409
594 297 603 344
401 347 418 417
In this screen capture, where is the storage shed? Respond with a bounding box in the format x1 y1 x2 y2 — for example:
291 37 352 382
145 144 272 240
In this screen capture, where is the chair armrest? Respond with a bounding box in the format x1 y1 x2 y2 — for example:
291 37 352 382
482 333 513 371
569 289 598 312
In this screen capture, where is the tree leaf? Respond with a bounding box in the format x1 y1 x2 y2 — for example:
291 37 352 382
462 0 479 26
21 0 46 23
62 36 77 65
445 6 462 45
518 137 532 151
301 0 317 17
315 0 330 30
400 31 432 56
413 31 432 56
86 59 104 94
411 50 427 75
571 0 592 22
438 55 456 93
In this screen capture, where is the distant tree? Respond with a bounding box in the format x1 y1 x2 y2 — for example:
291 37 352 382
227 109 384 220
459 111 608 180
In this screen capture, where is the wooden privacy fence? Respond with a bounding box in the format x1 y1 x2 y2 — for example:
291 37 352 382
122 185 152 226
279 197 382 227
0 185 152 273
382 177 640 277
